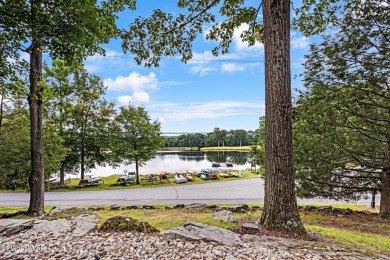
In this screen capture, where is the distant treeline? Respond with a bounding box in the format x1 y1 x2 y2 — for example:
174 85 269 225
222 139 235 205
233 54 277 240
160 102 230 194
164 128 259 148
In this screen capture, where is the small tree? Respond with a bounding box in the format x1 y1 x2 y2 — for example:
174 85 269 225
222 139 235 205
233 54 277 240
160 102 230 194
113 105 165 184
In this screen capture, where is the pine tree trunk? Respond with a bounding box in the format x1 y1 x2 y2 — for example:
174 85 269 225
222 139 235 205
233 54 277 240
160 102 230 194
380 113 390 218
135 158 140 185
81 133 85 180
27 40 45 216
259 0 306 233
59 163 65 188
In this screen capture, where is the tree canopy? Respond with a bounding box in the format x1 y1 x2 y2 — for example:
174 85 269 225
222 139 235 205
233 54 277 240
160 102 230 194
293 0 390 218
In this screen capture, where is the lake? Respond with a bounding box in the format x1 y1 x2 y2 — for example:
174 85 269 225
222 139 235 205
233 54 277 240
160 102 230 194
89 150 251 177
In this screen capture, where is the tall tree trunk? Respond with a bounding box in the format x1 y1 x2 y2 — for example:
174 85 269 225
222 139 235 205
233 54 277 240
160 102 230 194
81 132 85 180
59 162 65 188
0 93 3 137
380 109 390 218
135 157 140 185
27 40 45 216
259 0 306 233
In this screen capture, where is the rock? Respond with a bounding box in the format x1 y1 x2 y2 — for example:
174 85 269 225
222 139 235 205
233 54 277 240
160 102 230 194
160 222 241 245
303 206 317 212
212 210 238 223
206 205 218 209
241 223 259 232
174 204 185 208
0 219 35 236
249 206 262 211
316 206 332 213
228 204 249 213
24 219 72 237
142 205 156 209
72 215 98 236
184 203 206 210
165 206 175 210
99 216 159 233
110 205 121 210
126 205 139 210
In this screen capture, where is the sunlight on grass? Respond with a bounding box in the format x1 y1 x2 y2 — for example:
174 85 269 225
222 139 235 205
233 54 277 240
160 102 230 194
95 208 237 231
306 225 390 253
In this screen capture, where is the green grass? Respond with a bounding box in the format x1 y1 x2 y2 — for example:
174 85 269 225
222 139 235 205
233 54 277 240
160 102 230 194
95 207 237 231
200 146 252 151
305 225 390 253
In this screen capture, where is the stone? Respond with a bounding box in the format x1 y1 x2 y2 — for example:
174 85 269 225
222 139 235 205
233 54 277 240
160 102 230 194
184 203 206 210
206 205 218 209
24 219 72 237
72 215 98 236
160 222 241 245
142 205 156 209
174 204 185 208
126 205 139 210
0 219 35 236
165 206 175 210
99 216 159 233
212 210 238 223
316 206 332 213
241 223 259 232
110 205 121 210
228 204 249 213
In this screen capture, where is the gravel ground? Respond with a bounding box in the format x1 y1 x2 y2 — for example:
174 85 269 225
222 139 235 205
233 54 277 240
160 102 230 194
0 230 381 260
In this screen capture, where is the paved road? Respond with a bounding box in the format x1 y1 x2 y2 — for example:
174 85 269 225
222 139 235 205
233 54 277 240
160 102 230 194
0 179 374 207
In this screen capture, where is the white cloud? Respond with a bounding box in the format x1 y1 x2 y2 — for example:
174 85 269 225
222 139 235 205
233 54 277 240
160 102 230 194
147 100 264 123
232 24 264 52
118 91 150 106
104 72 158 91
221 63 245 73
84 49 137 74
190 65 218 77
290 32 309 49
291 36 309 49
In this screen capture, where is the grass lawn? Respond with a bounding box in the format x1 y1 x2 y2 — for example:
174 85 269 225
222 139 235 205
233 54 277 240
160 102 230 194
200 146 253 151
1 204 389 255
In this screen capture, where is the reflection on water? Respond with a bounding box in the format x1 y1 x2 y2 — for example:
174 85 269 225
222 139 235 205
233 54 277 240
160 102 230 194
90 151 250 177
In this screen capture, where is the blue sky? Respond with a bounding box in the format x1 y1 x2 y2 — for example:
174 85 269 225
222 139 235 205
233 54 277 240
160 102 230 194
83 0 310 133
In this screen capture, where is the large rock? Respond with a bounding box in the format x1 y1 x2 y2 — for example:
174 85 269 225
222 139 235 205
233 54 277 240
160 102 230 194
72 215 98 237
228 204 249 213
23 219 72 237
212 210 238 223
184 203 206 210
0 219 35 236
160 222 241 245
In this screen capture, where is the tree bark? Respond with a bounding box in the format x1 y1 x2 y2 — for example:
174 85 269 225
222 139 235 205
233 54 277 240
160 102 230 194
59 163 65 188
27 40 45 216
259 0 306 233
80 132 85 180
380 109 390 218
135 157 140 185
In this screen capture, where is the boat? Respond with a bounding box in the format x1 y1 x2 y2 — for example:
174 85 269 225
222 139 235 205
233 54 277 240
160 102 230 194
204 168 219 179
79 176 102 185
229 171 243 178
185 172 194 181
219 172 229 178
175 173 187 184
117 175 136 184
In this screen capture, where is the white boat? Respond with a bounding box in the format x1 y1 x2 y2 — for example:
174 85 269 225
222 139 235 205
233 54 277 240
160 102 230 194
175 173 187 184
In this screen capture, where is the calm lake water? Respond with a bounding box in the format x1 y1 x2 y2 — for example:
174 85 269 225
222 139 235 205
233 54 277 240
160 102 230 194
89 151 251 177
